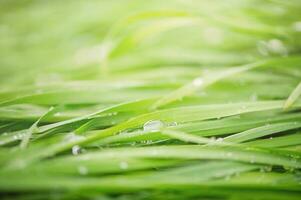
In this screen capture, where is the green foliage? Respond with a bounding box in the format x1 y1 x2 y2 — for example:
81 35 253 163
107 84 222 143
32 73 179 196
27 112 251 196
0 0 301 199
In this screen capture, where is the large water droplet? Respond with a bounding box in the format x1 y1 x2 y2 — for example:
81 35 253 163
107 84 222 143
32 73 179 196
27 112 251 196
143 120 165 132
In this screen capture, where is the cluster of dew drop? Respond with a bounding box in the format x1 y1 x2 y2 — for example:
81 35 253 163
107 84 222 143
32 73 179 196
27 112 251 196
13 132 26 141
260 166 273 173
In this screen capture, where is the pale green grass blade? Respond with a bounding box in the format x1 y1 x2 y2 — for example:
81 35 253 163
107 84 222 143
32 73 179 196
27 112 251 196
224 122 301 143
284 81 301 109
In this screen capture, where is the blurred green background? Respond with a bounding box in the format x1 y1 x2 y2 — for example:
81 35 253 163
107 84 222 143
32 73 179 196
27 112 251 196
1 0 300 86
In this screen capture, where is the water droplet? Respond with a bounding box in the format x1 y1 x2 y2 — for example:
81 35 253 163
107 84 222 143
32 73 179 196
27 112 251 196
263 166 272 172
267 39 288 56
119 161 128 170
72 145 81 155
257 39 288 56
250 156 255 163
226 152 233 157
216 138 224 143
168 122 178 127
143 120 165 132
284 166 295 173
13 133 24 140
192 78 203 87
107 112 118 116
54 112 62 117
78 165 88 175
250 93 258 101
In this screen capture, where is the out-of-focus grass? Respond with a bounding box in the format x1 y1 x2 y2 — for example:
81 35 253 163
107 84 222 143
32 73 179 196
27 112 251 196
0 0 301 199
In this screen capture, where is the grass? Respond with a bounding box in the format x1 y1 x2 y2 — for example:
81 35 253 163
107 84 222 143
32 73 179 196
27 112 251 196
0 0 301 199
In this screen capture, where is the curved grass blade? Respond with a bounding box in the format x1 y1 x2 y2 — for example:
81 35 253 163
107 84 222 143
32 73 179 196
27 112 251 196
284 81 301 109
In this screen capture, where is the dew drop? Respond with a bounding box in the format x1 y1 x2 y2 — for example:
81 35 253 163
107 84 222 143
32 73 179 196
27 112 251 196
168 122 178 127
267 39 288 56
284 166 295 173
107 112 118 116
72 145 81 155
216 138 224 143
192 78 203 87
54 112 62 117
226 152 233 157
143 120 165 132
119 161 129 170
257 39 288 56
13 133 24 140
78 165 88 175
250 93 258 101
